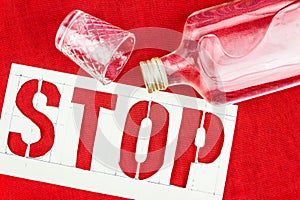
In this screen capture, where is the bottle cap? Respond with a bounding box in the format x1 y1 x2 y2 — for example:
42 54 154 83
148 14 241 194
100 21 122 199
140 57 168 93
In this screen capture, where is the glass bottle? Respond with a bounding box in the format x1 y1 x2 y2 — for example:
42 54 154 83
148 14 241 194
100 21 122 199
140 0 300 105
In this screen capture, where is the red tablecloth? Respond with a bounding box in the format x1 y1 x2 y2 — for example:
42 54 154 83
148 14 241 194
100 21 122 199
0 0 299 199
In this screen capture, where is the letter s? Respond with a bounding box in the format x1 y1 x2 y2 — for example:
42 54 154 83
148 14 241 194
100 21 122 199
8 80 60 157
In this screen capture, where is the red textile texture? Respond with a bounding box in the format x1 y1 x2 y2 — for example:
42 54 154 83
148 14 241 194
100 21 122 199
0 0 299 199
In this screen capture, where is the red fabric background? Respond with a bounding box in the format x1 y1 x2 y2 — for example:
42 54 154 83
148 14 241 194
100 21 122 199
0 0 299 199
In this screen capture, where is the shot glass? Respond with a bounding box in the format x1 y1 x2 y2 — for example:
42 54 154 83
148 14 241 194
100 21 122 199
55 10 135 84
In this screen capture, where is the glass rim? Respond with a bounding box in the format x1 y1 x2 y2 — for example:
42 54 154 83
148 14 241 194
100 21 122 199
102 32 135 84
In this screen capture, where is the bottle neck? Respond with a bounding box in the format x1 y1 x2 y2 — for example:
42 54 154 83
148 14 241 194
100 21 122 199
140 51 200 93
161 52 199 85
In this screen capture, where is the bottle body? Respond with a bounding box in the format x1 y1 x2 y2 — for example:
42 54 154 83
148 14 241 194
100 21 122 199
141 0 300 104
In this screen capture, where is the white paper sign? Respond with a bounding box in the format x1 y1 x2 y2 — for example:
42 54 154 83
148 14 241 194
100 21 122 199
0 63 238 200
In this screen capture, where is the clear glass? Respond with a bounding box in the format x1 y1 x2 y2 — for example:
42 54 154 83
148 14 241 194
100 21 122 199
56 10 135 84
140 0 300 104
